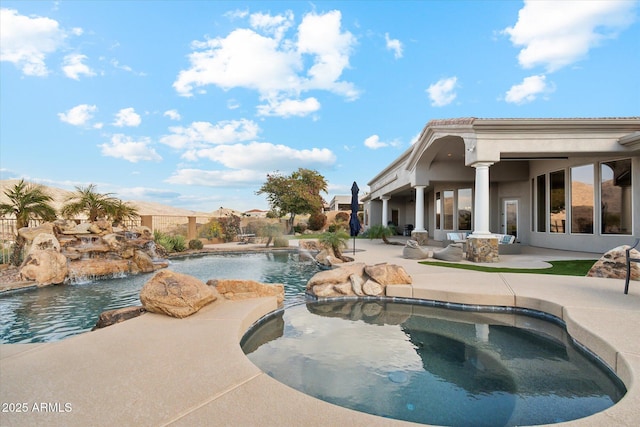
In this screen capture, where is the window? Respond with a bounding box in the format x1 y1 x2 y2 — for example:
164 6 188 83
443 190 454 229
601 159 632 234
435 192 441 229
536 175 546 232
570 165 594 234
458 188 472 230
549 170 566 233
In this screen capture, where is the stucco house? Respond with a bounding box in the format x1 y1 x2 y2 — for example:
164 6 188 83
363 117 640 256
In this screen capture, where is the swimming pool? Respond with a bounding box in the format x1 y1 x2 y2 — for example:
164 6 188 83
0 251 319 344
242 299 626 426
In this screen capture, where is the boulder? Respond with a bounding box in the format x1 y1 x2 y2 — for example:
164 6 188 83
92 306 146 330
140 270 218 318
133 250 156 273
362 279 384 296
208 279 285 304
307 263 365 289
587 245 640 280
298 240 321 251
364 263 412 285
28 233 61 254
20 249 68 285
350 274 365 296
316 247 343 266
17 223 55 242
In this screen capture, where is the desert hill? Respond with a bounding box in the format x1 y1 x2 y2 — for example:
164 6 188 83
0 179 214 217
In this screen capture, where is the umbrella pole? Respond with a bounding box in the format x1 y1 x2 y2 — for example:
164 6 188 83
353 236 356 255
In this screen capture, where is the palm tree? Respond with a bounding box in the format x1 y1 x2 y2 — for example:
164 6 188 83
110 199 139 227
60 184 120 222
319 230 350 260
0 179 57 265
366 224 403 245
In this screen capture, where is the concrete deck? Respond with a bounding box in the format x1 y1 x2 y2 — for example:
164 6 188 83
1 239 639 426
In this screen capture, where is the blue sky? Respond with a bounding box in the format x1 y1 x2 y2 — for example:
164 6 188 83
1 1 639 213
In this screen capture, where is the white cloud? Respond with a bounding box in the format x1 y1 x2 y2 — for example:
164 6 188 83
256 96 320 117
173 10 358 115
385 33 403 59
249 10 294 41
364 135 387 150
504 74 554 104
160 119 260 150
58 104 97 126
503 0 636 72
297 10 358 98
191 141 336 171
99 134 162 162
163 109 181 121
166 168 265 187
62 53 95 80
113 107 141 127
0 8 67 76
426 77 458 107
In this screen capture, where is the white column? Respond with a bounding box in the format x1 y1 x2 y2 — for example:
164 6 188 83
414 185 426 232
381 196 390 226
472 162 493 235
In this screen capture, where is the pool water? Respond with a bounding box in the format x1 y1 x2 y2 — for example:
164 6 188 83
242 299 625 427
0 251 319 344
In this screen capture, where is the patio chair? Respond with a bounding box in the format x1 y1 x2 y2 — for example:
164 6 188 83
624 238 640 295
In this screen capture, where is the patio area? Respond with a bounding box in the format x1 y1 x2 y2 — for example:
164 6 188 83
1 239 639 426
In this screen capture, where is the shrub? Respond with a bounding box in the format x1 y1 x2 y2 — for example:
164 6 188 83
273 236 289 247
154 230 186 253
335 211 350 222
293 223 308 234
308 212 326 231
188 239 203 250
199 219 221 240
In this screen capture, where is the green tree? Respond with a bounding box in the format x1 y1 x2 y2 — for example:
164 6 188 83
318 230 350 260
110 199 139 227
0 179 57 265
60 184 121 222
256 168 327 232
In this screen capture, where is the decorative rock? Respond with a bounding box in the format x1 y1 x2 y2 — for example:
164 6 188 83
307 263 365 288
132 226 153 239
364 263 412 285
316 248 344 266
140 270 218 318
17 223 55 242
20 249 68 285
312 283 336 297
333 282 354 295
208 279 285 304
350 274 365 296
587 245 640 280
299 240 321 251
92 306 146 330
362 279 384 296
28 233 61 254
133 250 156 273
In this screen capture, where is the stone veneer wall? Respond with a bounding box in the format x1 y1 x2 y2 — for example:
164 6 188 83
410 230 429 246
466 236 499 263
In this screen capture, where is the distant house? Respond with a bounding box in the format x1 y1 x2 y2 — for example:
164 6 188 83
328 195 363 212
363 117 640 253
244 209 269 218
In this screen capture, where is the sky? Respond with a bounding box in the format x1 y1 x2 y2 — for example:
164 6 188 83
1 1 639 213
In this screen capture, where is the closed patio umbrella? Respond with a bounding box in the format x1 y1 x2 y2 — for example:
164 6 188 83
349 181 361 255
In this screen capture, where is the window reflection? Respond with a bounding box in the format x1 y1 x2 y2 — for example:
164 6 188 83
550 170 566 233
458 188 472 231
436 192 441 229
444 190 454 230
536 175 546 232
601 159 632 235
571 165 594 234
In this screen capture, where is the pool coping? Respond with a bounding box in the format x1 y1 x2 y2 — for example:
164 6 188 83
1 241 639 426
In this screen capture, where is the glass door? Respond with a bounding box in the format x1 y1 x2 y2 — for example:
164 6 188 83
503 199 518 238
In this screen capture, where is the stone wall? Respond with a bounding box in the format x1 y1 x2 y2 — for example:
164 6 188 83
466 236 499 263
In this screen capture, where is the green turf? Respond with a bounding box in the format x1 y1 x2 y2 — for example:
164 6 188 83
418 259 597 276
